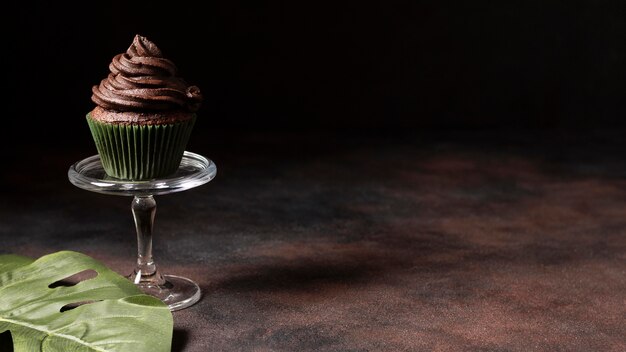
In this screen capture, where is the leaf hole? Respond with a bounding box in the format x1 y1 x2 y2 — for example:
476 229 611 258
0 330 13 352
60 300 101 312
48 269 98 288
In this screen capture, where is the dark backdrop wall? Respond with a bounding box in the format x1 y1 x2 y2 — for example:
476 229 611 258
6 1 626 151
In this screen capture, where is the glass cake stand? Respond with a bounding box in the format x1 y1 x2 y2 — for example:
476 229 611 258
68 151 217 311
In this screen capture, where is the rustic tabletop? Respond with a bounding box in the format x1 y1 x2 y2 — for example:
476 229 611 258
1 130 625 351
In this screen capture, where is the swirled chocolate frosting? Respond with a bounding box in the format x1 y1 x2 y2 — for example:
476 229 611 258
92 35 202 112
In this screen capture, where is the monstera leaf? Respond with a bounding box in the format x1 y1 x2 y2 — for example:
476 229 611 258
0 251 172 352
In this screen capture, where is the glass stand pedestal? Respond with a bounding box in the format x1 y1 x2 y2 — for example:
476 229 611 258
68 151 217 311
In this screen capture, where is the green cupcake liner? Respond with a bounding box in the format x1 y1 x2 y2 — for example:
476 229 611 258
86 114 196 180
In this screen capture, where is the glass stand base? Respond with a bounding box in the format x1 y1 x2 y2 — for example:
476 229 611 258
132 274 202 311
128 273 202 311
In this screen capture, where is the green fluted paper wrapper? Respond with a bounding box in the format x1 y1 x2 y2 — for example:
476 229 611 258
86 114 196 180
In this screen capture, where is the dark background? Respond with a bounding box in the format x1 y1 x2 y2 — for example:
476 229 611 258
3 1 626 161
2 3 626 350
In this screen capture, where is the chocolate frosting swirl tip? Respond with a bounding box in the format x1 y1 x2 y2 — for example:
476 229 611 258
131 35 163 57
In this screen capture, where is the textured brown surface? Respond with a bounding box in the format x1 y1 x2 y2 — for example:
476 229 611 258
1 131 625 351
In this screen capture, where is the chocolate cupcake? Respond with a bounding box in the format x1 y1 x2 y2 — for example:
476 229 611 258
87 34 202 180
